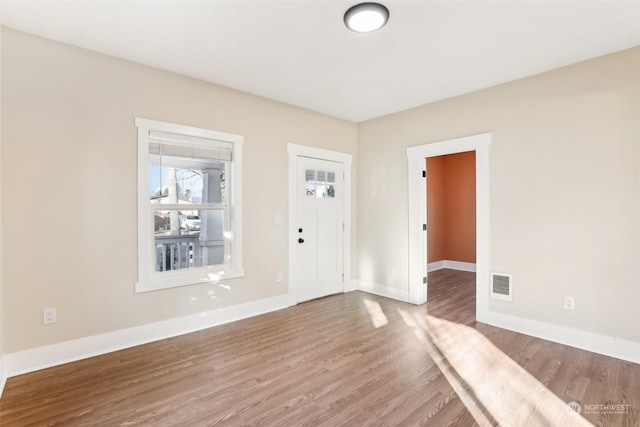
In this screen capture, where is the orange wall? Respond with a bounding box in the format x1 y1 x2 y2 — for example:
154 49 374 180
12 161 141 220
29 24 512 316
426 151 476 263
426 156 446 262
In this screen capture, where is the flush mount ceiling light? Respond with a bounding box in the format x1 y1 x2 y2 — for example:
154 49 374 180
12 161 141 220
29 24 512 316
344 2 389 33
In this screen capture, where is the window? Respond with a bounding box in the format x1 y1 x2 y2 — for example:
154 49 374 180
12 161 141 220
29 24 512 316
305 169 336 198
136 118 243 292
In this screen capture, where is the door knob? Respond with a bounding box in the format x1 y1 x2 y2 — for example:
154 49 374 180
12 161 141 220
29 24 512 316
298 238 304 244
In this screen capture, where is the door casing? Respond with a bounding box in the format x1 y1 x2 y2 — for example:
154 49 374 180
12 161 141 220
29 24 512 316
287 144 353 306
407 133 491 323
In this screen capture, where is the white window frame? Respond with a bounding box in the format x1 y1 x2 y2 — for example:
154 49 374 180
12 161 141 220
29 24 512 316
135 118 244 293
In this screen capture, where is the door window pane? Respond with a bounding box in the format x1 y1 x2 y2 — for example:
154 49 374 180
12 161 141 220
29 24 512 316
326 171 336 198
305 169 316 197
305 169 336 198
316 171 327 198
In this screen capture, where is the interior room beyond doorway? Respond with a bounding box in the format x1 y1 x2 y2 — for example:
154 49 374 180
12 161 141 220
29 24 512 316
426 151 476 296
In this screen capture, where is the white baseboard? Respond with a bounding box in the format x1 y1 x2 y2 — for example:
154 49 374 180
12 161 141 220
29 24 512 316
4 294 290 378
356 280 409 302
344 279 359 292
427 260 446 272
5 288 636 393
355 276 639 364
487 312 640 364
0 357 5 398
427 260 476 272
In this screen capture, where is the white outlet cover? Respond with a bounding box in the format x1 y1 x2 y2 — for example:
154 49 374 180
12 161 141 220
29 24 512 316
43 307 57 324
564 297 575 310
274 214 284 225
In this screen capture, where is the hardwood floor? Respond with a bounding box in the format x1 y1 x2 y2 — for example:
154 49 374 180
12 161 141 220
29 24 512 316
1 269 638 426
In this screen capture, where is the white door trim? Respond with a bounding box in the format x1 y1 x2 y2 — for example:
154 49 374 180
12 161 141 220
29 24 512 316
406 133 491 323
287 144 353 306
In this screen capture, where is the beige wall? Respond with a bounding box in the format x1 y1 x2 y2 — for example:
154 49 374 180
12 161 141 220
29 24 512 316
0 28 357 353
426 155 446 263
358 46 640 342
2 25 638 355
0 25 4 377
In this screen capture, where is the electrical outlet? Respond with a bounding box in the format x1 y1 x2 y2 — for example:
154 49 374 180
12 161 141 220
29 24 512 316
43 307 57 324
276 271 283 282
564 297 575 311
391 266 398 276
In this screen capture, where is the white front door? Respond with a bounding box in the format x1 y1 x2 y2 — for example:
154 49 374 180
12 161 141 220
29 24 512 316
293 156 344 302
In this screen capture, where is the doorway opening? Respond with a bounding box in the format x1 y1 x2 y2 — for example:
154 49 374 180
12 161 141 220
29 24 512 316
406 133 490 323
426 151 476 283
426 152 477 314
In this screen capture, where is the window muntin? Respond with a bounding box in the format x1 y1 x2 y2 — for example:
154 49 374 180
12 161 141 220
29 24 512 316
136 118 243 292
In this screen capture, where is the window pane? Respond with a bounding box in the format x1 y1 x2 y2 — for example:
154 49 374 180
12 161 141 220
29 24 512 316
199 209 226 268
305 169 316 197
153 209 226 272
154 209 200 272
150 153 226 204
315 171 326 198
327 171 336 198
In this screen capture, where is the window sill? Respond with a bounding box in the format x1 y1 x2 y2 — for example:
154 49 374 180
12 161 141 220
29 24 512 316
135 267 245 293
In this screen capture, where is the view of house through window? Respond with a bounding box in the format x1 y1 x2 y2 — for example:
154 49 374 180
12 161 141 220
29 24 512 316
150 144 228 273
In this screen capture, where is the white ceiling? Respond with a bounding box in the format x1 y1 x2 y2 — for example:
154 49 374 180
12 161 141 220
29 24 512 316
2 1 639 122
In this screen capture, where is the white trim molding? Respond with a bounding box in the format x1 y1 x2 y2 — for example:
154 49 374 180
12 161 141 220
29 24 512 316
356 280 409 303
4 294 289 378
0 358 6 398
488 312 640 365
356 278 639 364
344 279 359 293
407 133 491 323
287 143 353 306
427 260 477 273
134 118 244 293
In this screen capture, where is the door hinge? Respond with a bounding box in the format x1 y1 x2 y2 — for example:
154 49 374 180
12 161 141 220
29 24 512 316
423 224 427 231
342 273 344 282
342 223 345 231
422 170 426 178
343 172 345 181
423 276 427 284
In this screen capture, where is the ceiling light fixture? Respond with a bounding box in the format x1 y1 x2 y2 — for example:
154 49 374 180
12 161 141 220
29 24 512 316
344 3 389 33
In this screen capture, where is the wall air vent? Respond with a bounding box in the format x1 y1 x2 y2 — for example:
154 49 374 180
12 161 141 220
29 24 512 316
491 273 512 301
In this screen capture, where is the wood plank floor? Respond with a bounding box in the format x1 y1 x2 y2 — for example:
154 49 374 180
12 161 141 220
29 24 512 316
1 269 638 426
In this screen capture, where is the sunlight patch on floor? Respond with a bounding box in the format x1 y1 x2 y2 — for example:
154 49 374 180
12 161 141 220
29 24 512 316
364 299 389 328
397 309 593 427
